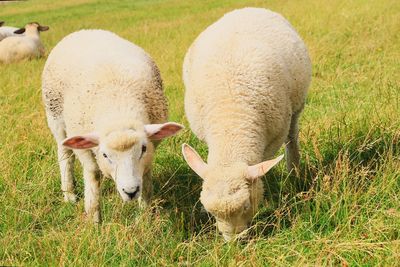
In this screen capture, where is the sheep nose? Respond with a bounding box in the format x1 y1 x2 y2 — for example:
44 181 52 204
122 186 140 199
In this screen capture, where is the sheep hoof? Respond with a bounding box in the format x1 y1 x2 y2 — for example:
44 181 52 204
138 196 150 210
84 211 101 223
92 211 101 224
63 192 77 203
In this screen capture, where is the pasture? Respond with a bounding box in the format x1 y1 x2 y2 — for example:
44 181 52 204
0 0 399 265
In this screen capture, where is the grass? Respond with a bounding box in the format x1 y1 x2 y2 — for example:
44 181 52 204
0 0 399 265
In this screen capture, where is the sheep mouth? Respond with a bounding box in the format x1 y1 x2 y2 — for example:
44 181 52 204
120 187 141 202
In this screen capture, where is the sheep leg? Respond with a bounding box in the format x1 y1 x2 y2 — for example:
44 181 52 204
286 111 301 173
139 170 152 209
58 145 76 203
47 116 77 203
76 150 101 223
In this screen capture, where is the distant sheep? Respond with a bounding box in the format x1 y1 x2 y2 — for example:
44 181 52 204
0 22 49 64
42 30 183 222
0 21 19 41
182 8 311 240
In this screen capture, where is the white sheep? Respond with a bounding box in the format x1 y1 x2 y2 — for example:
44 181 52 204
42 29 183 222
0 21 19 41
181 7 312 240
0 22 49 64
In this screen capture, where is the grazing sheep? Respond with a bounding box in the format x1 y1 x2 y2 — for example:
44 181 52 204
0 22 49 64
182 7 311 240
42 29 183 222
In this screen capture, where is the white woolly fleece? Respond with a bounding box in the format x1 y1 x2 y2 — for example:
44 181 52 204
43 29 167 132
184 8 311 165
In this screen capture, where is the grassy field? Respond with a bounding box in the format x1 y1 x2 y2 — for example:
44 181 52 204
1 0 399 265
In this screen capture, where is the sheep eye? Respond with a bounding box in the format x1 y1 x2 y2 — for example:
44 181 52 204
139 145 147 159
103 153 108 158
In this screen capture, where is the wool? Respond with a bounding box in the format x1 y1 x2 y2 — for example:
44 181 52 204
105 130 140 152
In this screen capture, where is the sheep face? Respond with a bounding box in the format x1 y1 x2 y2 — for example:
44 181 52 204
200 164 263 240
97 129 152 202
62 122 183 202
182 144 283 241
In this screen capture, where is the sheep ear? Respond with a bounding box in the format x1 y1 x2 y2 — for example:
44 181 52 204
0 21 4 27
14 28 25 34
182 143 208 178
246 155 284 181
38 25 49 32
145 122 184 140
62 133 99 149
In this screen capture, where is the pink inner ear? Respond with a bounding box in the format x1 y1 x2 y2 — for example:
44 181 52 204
247 154 284 181
182 143 207 177
146 123 183 140
63 136 99 149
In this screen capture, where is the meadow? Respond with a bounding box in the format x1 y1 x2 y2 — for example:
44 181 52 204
0 0 399 265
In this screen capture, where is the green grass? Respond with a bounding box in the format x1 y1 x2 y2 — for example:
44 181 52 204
1 0 399 265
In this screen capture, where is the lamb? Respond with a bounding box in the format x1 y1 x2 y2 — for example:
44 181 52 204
42 29 183 222
0 22 49 64
0 21 19 41
181 7 312 240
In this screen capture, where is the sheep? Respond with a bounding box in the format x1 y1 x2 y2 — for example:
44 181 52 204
42 29 183 222
181 7 312 241
0 22 49 64
0 21 19 41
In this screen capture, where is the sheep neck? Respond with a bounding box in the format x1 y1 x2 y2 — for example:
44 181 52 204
206 133 265 167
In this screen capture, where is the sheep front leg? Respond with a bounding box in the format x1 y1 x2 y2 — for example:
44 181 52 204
286 111 301 173
76 150 101 223
139 170 152 209
47 116 77 203
58 145 77 203
84 168 101 223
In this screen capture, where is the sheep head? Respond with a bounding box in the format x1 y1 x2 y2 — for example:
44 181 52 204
182 143 283 241
14 22 49 35
62 122 183 202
